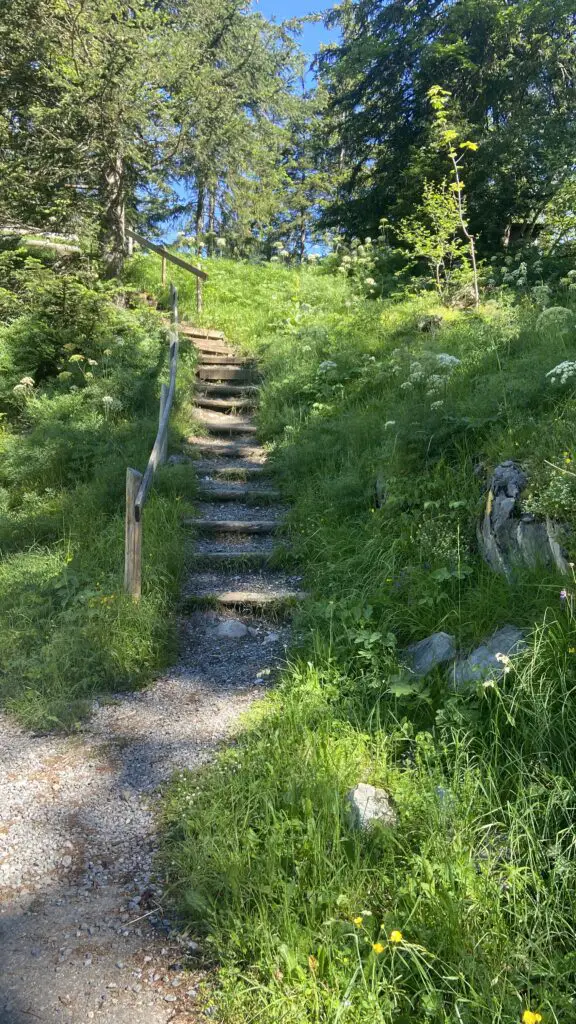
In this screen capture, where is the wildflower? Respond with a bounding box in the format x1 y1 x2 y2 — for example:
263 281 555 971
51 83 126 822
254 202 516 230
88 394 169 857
372 943 384 954
389 930 403 943
353 916 363 927
560 589 568 602
361 910 372 917
308 955 318 972
522 1011 542 1024
495 652 511 667
568 648 576 654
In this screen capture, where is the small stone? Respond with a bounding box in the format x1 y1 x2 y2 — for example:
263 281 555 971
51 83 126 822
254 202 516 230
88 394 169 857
107 983 118 990
61 855 72 868
264 631 280 644
120 789 132 803
132 984 142 993
347 783 397 830
164 994 177 1002
63 840 73 850
214 619 248 639
116 961 125 969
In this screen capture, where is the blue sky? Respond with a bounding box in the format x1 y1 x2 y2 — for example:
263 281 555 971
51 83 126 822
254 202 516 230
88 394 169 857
253 0 336 63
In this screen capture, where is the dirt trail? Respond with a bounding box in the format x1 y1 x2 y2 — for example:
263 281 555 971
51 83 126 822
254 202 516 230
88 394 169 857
0 329 300 1023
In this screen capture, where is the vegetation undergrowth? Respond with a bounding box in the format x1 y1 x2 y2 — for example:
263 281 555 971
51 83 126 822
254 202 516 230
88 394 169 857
150 253 576 1023
0 246 197 729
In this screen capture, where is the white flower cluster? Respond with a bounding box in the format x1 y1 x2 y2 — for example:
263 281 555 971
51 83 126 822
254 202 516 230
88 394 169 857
546 361 576 385
536 306 574 336
317 360 338 374
393 351 460 403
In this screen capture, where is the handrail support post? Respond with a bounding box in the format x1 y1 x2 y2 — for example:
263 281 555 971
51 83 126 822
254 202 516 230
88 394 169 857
125 467 143 600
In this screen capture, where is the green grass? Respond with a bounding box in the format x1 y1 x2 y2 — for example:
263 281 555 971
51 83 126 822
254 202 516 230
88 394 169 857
0 257 199 728
138 253 576 1021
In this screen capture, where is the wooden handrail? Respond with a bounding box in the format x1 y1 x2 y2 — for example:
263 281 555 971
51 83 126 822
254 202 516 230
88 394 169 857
126 227 208 281
134 286 179 520
124 283 180 599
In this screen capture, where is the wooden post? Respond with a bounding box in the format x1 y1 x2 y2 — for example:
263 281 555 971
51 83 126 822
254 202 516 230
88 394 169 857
161 254 166 286
159 383 169 465
196 275 203 314
125 467 143 600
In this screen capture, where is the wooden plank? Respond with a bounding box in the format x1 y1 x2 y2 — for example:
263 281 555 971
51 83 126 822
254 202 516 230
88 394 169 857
195 396 256 412
197 365 257 382
196 276 204 313
125 468 143 600
126 227 208 281
161 254 166 285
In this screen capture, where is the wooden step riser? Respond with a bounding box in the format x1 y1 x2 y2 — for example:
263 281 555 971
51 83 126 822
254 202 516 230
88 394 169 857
183 592 306 610
192 462 266 479
186 443 261 458
179 326 225 341
195 397 256 412
199 383 260 397
197 367 259 383
201 423 258 436
197 356 255 367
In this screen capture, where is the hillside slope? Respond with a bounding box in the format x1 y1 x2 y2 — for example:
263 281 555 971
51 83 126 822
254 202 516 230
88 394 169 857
147 255 576 1024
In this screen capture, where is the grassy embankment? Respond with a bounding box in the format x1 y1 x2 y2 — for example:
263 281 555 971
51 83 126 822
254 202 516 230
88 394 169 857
0 245 198 728
141 253 576 1023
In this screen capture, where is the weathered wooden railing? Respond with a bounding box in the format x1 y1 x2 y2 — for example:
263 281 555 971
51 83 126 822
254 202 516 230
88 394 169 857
124 283 179 599
124 229 209 599
126 226 208 313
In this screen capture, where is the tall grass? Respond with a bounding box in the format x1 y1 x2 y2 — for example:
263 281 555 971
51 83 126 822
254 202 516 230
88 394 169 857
132 253 576 1022
0 258 198 728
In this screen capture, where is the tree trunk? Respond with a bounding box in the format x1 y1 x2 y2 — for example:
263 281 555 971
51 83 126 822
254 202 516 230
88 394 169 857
100 151 126 278
207 188 216 256
195 185 205 251
298 207 307 263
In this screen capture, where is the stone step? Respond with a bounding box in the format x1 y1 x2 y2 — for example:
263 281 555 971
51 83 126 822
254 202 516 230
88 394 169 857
189 519 281 535
196 484 281 502
197 365 259 383
195 395 256 412
194 409 257 435
198 382 260 398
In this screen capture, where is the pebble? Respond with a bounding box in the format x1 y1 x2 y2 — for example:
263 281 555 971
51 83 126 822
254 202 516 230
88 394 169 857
61 855 72 868
164 994 177 1002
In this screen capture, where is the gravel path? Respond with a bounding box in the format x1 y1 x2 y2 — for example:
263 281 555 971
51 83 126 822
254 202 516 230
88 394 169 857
0 340 297 1024
0 613 289 1024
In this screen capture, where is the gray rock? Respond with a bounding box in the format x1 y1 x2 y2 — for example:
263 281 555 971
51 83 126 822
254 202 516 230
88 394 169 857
403 632 456 676
449 625 527 690
478 461 570 576
213 619 248 639
346 783 397 830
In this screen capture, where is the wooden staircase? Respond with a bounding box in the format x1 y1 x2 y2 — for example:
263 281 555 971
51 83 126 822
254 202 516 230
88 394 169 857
181 324 305 612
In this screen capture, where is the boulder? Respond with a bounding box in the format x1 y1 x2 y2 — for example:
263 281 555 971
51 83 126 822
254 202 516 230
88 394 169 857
214 619 248 639
477 461 570 576
403 632 456 677
346 783 397 830
449 625 526 690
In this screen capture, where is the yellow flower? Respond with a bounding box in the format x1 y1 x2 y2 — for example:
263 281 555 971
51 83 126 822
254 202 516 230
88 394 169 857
353 916 363 926
372 942 384 954
522 1011 542 1024
569 647 576 654
389 930 403 943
